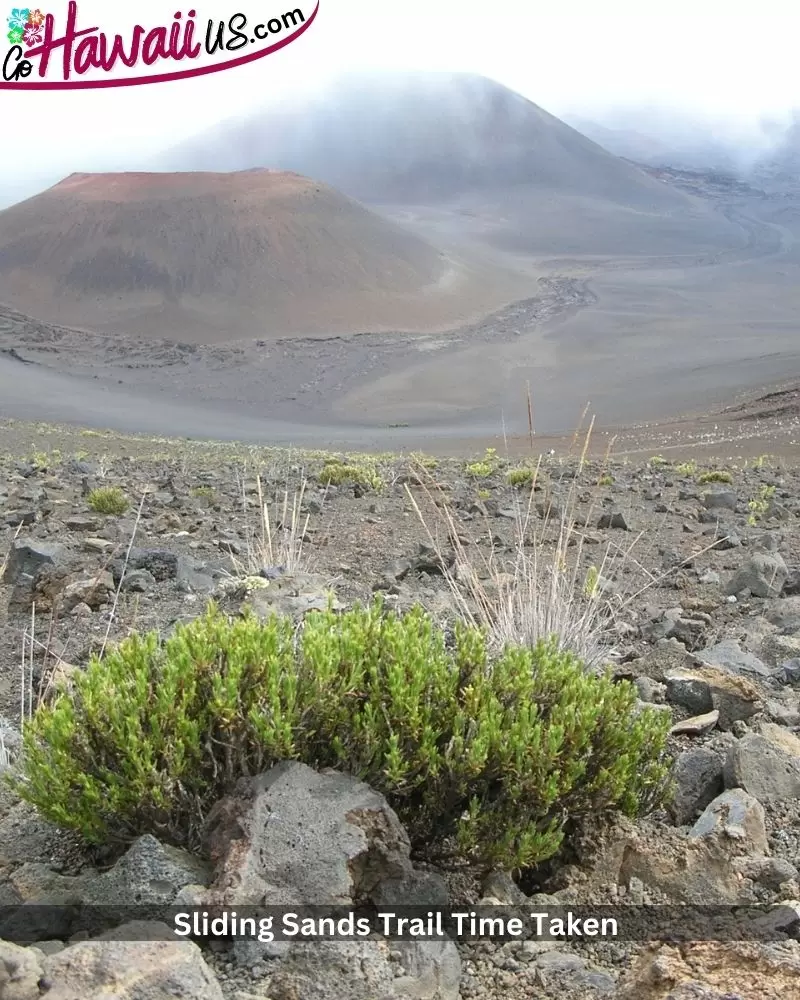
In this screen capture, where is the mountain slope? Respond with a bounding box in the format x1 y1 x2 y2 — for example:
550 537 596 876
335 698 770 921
164 72 695 208
161 72 741 257
0 169 473 342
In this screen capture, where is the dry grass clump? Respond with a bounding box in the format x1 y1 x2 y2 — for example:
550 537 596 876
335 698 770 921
407 410 703 670
232 474 313 577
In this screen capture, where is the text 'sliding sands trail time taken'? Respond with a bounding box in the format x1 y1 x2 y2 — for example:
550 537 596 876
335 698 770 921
1 1 318 88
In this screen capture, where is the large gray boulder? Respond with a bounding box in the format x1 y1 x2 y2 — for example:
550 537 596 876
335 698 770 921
0 939 42 1000
1 925 223 999
723 732 800 804
725 549 788 599
696 638 771 679
0 538 69 586
6 922 224 999
61 570 114 612
203 761 412 907
82 834 211 908
663 665 762 730
689 789 769 855
702 489 737 511
668 747 724 826
203 761 460 998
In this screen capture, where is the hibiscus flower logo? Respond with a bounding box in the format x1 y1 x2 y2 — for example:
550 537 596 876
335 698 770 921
22 19 42 44
6 7 30 31
6 7 46 47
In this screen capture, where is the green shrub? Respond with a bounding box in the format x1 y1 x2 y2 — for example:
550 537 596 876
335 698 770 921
748 484 775 525
318 460 383 490
30 449 60 470
410 452 439 471
465 448 499 479
674 460 698 477
506 466 535 487
87 486 129 515
598 473 614 486
9 602 671 869
698 471 733 484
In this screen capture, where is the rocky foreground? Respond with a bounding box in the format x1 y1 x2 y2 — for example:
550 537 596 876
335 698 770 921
1 429 800 999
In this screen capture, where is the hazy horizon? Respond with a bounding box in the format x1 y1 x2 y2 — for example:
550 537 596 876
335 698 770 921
3 0 800 206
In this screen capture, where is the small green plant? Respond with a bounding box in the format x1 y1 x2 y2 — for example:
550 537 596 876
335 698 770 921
747 484 776 526
698 471 733 484
477 488 492 500
583 565 600 598
648 455 668 467
674 460 698 477
190 485 215 499
583 566 600 600
318 460 383 491
506 466 535 487
410 452 439 471
598 473 614 486
29 449 60 470
9 602 671 870
465 448 499 479
87 486 129 516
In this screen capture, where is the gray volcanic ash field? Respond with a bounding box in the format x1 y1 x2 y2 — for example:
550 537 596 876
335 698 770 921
1 72 799 445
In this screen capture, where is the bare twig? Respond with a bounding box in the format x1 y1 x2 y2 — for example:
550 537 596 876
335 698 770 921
19 610 27 732
28 603 34 723
100 491 147 658
526 381 535 451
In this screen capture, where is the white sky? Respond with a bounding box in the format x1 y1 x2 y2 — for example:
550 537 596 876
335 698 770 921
2 0 800 203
